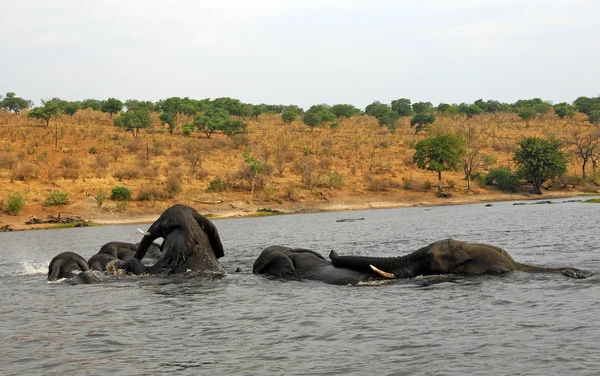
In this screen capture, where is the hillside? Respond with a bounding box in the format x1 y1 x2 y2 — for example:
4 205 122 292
0 109 597 230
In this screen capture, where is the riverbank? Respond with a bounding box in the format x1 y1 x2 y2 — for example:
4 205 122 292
1 187 595 231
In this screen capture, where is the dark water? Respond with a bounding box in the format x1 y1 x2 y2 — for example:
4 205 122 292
1 197 600 375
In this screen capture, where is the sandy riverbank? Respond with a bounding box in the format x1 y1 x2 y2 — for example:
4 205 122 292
1 188 594 231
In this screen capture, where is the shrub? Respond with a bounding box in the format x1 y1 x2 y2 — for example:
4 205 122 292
11 162 39 181
116 200 128 211
95 191 107 207
6 192 25 215
88 146 98 154
485 167 520 192
447 179 457 189
137 185 166 201
316 172 344 189
422 180 433 191
0 152 17 169
402 177 413 189
165 172 183 197
113 167 140 180
61 157 81 180
44 190 69 206
208 178 227 192
111 186 132 201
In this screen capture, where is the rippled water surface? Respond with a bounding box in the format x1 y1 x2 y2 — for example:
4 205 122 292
2 198 600 375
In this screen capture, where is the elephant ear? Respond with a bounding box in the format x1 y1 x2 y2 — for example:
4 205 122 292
48 259 64 281
253 251 298 279
192 211 225 259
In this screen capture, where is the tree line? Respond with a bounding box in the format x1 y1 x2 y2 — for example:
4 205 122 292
2 92 600 136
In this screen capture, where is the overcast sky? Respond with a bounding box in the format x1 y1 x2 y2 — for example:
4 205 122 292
1 0 598 109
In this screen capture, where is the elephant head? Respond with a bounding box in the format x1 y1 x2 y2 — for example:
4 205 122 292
48 252 90 281
129 204 224 275
253 246 368 285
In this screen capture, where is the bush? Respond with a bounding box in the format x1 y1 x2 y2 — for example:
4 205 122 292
44 190 69 206
485 167 520 192
137 185 166 201
95 191 107 207
208 178 227 192
88 146 98 154
402 177 413 190
6 192 25 215
165 172 183 197
422 180 433 191
316 172 344 189
111 186 132 201
11 162 39 181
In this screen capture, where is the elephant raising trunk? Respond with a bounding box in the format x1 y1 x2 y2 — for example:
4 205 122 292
329 238 592 280
123 204 225 275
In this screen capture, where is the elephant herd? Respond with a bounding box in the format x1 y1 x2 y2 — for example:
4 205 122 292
47 204 593 285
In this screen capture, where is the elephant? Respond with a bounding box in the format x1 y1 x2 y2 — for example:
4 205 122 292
121 204 224 275
329 238 592 280
88 242 138 271
253 245 370 285
48 252 92 281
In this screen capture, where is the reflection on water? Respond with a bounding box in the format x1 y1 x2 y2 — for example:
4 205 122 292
1 198 599 375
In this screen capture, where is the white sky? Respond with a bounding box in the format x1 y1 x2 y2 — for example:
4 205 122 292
1 0 598 109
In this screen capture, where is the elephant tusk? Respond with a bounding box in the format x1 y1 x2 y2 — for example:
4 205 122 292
137 228 151 236
370 265 396 279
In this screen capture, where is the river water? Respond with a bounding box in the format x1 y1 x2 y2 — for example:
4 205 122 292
1 197 599 375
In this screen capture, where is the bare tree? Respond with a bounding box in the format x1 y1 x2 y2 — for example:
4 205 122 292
182 140 207 180
458 123 482 191
565 129 600 180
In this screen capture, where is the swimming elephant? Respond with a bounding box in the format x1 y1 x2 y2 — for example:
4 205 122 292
253 246 370 285
88 242 138 271
121 204 224 275
48 252 91 281
329 238 592 280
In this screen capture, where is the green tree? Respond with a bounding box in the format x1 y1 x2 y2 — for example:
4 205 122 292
124 99 156 112
0 92 33 113
413 134 464 194
159 111 177 134
437 103 458 116
377 109 400 131
81 98 102 111
194 107 229 138
516 106 537 127
281 110 297 125
457 103 484 118
410 112 435 133
101 98 123 118
513 137 568 195
330 104 360 123
63 101 81 117
221 119 247 138
364 101 390 118
391 98 413 116
553 103 575 119
28 99 64 149
412 101 433 114
588 110 600 127
212 97 246 117
302 105 336 129
114 108 152 137
573 96 600 116
243 152 266 195
157 97 182 114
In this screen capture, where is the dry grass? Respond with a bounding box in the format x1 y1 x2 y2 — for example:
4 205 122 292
0 108 597 224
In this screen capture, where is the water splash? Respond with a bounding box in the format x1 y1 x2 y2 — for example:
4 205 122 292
20 261 48 276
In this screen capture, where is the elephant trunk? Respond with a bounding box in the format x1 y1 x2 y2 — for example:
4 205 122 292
329 251 403 277
134 232 158 260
